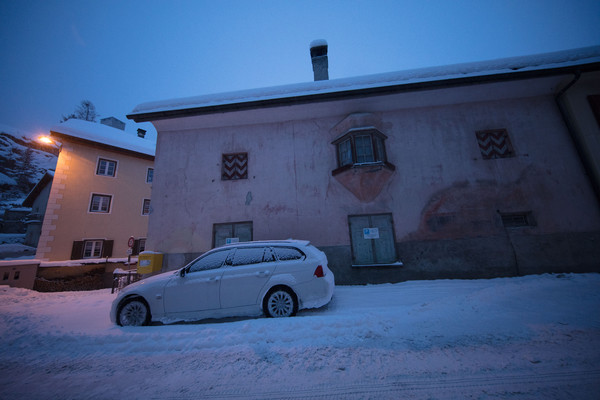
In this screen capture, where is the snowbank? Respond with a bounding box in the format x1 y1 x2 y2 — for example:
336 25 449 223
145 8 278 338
0 274 599 399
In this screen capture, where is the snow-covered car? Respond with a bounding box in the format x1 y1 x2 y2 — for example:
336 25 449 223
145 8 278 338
110 240 335 326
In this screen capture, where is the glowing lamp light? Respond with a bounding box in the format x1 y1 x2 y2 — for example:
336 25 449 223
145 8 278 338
38 135 54 145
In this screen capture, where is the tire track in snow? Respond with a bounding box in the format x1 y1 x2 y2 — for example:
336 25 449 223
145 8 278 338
157 369 600 399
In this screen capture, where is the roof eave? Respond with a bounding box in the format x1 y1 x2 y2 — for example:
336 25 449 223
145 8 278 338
50 130 155 161
126 62 600 123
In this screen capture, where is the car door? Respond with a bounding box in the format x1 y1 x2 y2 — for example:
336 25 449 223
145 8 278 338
219 246 276 309
162 249 229 317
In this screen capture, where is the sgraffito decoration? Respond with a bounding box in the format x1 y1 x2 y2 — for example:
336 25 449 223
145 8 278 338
476 129 514 159
222 153 248 180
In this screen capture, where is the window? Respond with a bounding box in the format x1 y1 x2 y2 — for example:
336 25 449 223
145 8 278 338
588 95 600 128
96 158 117 177
348 213 397 266
222 153 248 180
142 199 151 215
274 247 305 261
83 240 103 258
138 238 146 253
146 168 154 183
230 247 271 266
332 128 389 172
13 271 20 280
71 239 113 260
3 272 8 280
500 212 535 228
475 129 514 159
188 250 229 273
89 194 112 213
213 221 253 248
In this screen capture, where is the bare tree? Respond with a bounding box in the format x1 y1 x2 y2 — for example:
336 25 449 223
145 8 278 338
61 100 98 122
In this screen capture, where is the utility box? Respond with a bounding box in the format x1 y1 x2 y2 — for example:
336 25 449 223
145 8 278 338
137 251 163 274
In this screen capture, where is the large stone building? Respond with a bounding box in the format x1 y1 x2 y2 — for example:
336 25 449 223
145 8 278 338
128 44 600 284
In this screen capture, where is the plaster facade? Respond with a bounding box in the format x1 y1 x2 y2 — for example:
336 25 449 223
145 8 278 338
36 139 153 261
143 75 600 283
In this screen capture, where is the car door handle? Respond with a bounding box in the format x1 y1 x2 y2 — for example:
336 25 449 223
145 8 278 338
255 271 270 277
208 276 221 282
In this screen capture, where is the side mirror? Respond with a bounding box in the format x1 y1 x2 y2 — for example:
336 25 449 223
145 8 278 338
180 268 186 278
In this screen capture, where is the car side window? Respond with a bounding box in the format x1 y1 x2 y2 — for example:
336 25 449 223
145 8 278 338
230 247 272 267
274 247 305 261
188 250 229 273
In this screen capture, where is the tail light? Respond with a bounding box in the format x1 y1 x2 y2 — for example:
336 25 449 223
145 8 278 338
314 265 324 278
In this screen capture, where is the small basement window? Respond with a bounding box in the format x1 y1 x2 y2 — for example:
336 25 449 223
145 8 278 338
500 212 535 228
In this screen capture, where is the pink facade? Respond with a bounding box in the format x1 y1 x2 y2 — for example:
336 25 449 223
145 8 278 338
130 48 600 283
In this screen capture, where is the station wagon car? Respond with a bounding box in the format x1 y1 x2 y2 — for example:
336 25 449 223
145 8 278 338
110 240 335 326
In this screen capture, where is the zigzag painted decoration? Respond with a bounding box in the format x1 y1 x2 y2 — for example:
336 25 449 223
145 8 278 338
222 153 248 180
475 129 514 159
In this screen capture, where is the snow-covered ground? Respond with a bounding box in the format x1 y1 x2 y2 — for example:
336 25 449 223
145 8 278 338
1 273 599 399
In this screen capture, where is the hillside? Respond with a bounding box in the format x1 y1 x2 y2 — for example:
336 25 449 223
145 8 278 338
0 124 58 213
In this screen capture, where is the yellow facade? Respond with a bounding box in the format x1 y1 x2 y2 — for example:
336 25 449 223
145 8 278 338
36 139 154 261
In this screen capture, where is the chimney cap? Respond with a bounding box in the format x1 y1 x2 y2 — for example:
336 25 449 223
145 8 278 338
310 39 328 49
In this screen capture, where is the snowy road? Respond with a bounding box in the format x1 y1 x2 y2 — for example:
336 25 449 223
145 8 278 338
1 273 599 399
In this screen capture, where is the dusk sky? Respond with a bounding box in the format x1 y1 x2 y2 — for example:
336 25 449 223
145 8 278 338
1 0 599 137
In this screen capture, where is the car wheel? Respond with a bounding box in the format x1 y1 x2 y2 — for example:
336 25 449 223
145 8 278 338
118 298 150 326
264 287 297 318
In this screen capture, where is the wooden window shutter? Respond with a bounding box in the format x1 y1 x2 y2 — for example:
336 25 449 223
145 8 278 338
71 241 84 260
102 240 114 258
132 239 140 255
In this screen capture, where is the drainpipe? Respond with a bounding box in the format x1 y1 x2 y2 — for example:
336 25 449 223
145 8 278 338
555 71 600 207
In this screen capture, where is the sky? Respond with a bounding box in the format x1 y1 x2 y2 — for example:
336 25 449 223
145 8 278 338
1 0 599 138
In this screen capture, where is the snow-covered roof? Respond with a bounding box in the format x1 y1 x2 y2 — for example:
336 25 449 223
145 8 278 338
128 46 600 121
50 119 155 157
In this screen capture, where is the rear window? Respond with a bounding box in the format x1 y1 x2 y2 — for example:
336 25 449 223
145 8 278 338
274 247 305 261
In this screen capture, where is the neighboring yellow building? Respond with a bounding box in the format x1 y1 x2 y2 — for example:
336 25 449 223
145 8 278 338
35 119 155 261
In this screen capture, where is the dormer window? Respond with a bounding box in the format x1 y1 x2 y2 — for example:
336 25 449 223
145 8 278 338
332 128 389 173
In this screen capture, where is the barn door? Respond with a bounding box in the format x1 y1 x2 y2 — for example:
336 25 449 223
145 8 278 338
348 213 396 265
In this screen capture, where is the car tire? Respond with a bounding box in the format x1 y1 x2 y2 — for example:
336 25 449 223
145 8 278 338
118 298 151 326
264 287 298 318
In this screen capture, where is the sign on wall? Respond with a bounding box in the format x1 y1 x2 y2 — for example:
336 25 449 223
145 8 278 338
363 228 380 239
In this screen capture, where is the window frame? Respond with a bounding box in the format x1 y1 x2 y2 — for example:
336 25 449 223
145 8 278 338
83 240 103 258
142 199 151 215
146 167 154 183
332 128 392 174
89 193 113 214
212 221 253 248
96 157 118 177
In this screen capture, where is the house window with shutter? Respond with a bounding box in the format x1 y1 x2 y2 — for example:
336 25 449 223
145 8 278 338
132 238 146 255
71 239 113 260
222 153 248 180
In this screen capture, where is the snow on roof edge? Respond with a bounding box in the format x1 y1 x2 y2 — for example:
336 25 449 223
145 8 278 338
130 45 600 117
50 119 155 157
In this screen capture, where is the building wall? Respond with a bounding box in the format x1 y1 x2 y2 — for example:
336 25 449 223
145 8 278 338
147 82 600 282
36 141 153 261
